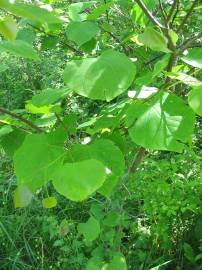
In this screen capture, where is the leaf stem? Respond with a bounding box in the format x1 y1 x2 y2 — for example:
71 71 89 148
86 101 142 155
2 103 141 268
0 107 43 133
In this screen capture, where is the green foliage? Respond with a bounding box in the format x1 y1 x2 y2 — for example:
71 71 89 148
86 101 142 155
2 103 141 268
0 40 39 60
126 91 195 152
14 133 65 190
0 0 201 269
64 49 136 101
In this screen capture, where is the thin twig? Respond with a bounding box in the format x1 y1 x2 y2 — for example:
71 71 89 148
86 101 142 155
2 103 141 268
128 147 146 173
177 0 198 33
166 0 179 25
158 0 167 23
0 107 43 133
178 32 202 53
135 0 165 29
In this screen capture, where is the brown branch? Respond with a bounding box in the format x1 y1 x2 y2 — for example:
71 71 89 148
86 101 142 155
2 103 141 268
135 0 165 29
178 32 202 53
128 147 146 173
177 0 198 33
0 107 43 133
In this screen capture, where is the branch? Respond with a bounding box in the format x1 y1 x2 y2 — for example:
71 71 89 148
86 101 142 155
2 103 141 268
0 107 43 133
158 0 167 23
177 0 198 33
178 32 202 53
135 0 165 29
166 0 179 25
128 147 146 173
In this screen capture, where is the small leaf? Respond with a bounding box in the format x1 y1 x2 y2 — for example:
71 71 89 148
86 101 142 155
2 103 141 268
78 216 100 242
0 125 13 138
68 2 96 22
181 48 202 69
0 40 39 60
137 27 170 53
14 186 33 208
85 256 102 270
169 72 202 86
0 17 18 41
188 86 202 116
107 253 127 270
25 101 52 114
87 2 113 20
42 196 57 208
32 88 70 107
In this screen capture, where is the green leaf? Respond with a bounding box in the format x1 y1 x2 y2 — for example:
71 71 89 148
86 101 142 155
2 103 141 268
32 88 70 107
66 139 125 176
25 101 52 114
181 48 202 69
137 27 170 53
66 21 99 47
0 0 61 24
168 72 202 87
85 256 102 270
42 196 57 208
107 253 127 270
126 92 195 152
14 133 65 190
98 174 119 198
103 211 120 227
78 216 100 242
46 127 67 146
1 129 25 157
0 125 13 138
14 186 33 208
0 17 18 41
64 50 136 101
0 40 39 60
188 86 202 116
87 2 113 20
16 28 36 44
68 2 96 22
53 159 107 201
152 54 170 77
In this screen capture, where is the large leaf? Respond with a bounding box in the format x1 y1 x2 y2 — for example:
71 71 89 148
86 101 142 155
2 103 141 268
53 159 107 201
14 134 65 190
137 27 170 53
78 216 100 242
126 92 195 152
64 50 136 101
188 86 202 116
66 21 99 47
181 48 202 69
0 40 39 60
0 0 61 24
65 139 125 198
32 88 70 107
66 139 125 176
